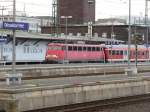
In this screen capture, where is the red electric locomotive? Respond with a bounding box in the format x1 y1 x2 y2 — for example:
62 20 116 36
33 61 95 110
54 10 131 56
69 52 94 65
45 43 105 63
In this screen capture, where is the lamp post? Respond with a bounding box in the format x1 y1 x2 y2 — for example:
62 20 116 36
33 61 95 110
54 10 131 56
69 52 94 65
145 0 149 63
128 0 131 68
12 0 16 74
110 19 114 64
88 0 94 39
0 6 6 63
61 16 72 63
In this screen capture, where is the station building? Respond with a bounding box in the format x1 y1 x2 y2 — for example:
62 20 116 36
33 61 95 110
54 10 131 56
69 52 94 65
41 24 149 44
0 11 53 33
57 0 95 24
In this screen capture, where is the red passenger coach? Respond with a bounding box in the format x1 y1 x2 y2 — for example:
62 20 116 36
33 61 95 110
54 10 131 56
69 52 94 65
105 45 149 62
45 43 105 63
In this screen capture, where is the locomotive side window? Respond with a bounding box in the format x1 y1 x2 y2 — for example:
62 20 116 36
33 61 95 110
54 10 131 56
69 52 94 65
92 47 95 51
112 50 115 55
78 46 82 51
116 51 119 55
96 47 100 51
88 47 91 51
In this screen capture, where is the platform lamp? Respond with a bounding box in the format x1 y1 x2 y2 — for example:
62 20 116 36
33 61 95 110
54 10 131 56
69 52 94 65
128 0 131 69
61 16 72 64
145 0 149 63
88 0 94 39
12 0 16 75
0 6 6 62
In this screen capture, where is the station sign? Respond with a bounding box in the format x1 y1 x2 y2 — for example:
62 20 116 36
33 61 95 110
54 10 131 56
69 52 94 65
144 44 150 48
0 36 7 43
3 22 29 31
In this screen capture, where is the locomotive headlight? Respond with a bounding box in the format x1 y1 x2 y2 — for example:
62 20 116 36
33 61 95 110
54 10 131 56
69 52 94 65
46 55 58 59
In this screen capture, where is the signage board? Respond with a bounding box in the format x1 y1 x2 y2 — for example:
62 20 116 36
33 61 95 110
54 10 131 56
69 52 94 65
144 44 149 48
3 22 29 31
0 37 7 42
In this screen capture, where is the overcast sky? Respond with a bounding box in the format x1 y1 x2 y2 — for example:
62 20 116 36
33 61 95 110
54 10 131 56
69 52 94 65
0 0 148 19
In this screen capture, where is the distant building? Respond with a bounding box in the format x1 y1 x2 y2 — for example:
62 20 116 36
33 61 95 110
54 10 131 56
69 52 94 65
41 24 149 43
0 11 53 33
58 0 95 24
95 18 127 25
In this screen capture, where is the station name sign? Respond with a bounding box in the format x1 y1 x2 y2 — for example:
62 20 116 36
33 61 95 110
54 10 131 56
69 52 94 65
3 22 29 31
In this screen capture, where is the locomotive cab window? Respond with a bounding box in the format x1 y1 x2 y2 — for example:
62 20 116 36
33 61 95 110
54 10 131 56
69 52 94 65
48 46 62 50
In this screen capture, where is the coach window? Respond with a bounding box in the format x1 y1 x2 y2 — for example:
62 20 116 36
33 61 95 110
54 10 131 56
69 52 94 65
73 46 77 51
78 46 82 51
112 50 115 55
116 51 119 55
120 51 123 55
88 47 91 51
92 47 96 51
68 46 72 51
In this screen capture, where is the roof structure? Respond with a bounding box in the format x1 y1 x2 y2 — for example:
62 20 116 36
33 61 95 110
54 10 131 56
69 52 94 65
0 30 124 44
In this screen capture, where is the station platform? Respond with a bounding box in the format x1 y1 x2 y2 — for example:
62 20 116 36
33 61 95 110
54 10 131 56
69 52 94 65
0 73 150 112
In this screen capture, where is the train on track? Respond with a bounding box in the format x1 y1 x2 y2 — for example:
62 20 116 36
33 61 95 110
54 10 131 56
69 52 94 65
45 43 149 63
0 42 149 64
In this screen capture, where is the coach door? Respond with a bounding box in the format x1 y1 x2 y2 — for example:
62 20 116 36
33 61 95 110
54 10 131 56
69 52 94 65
123 50 128 61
